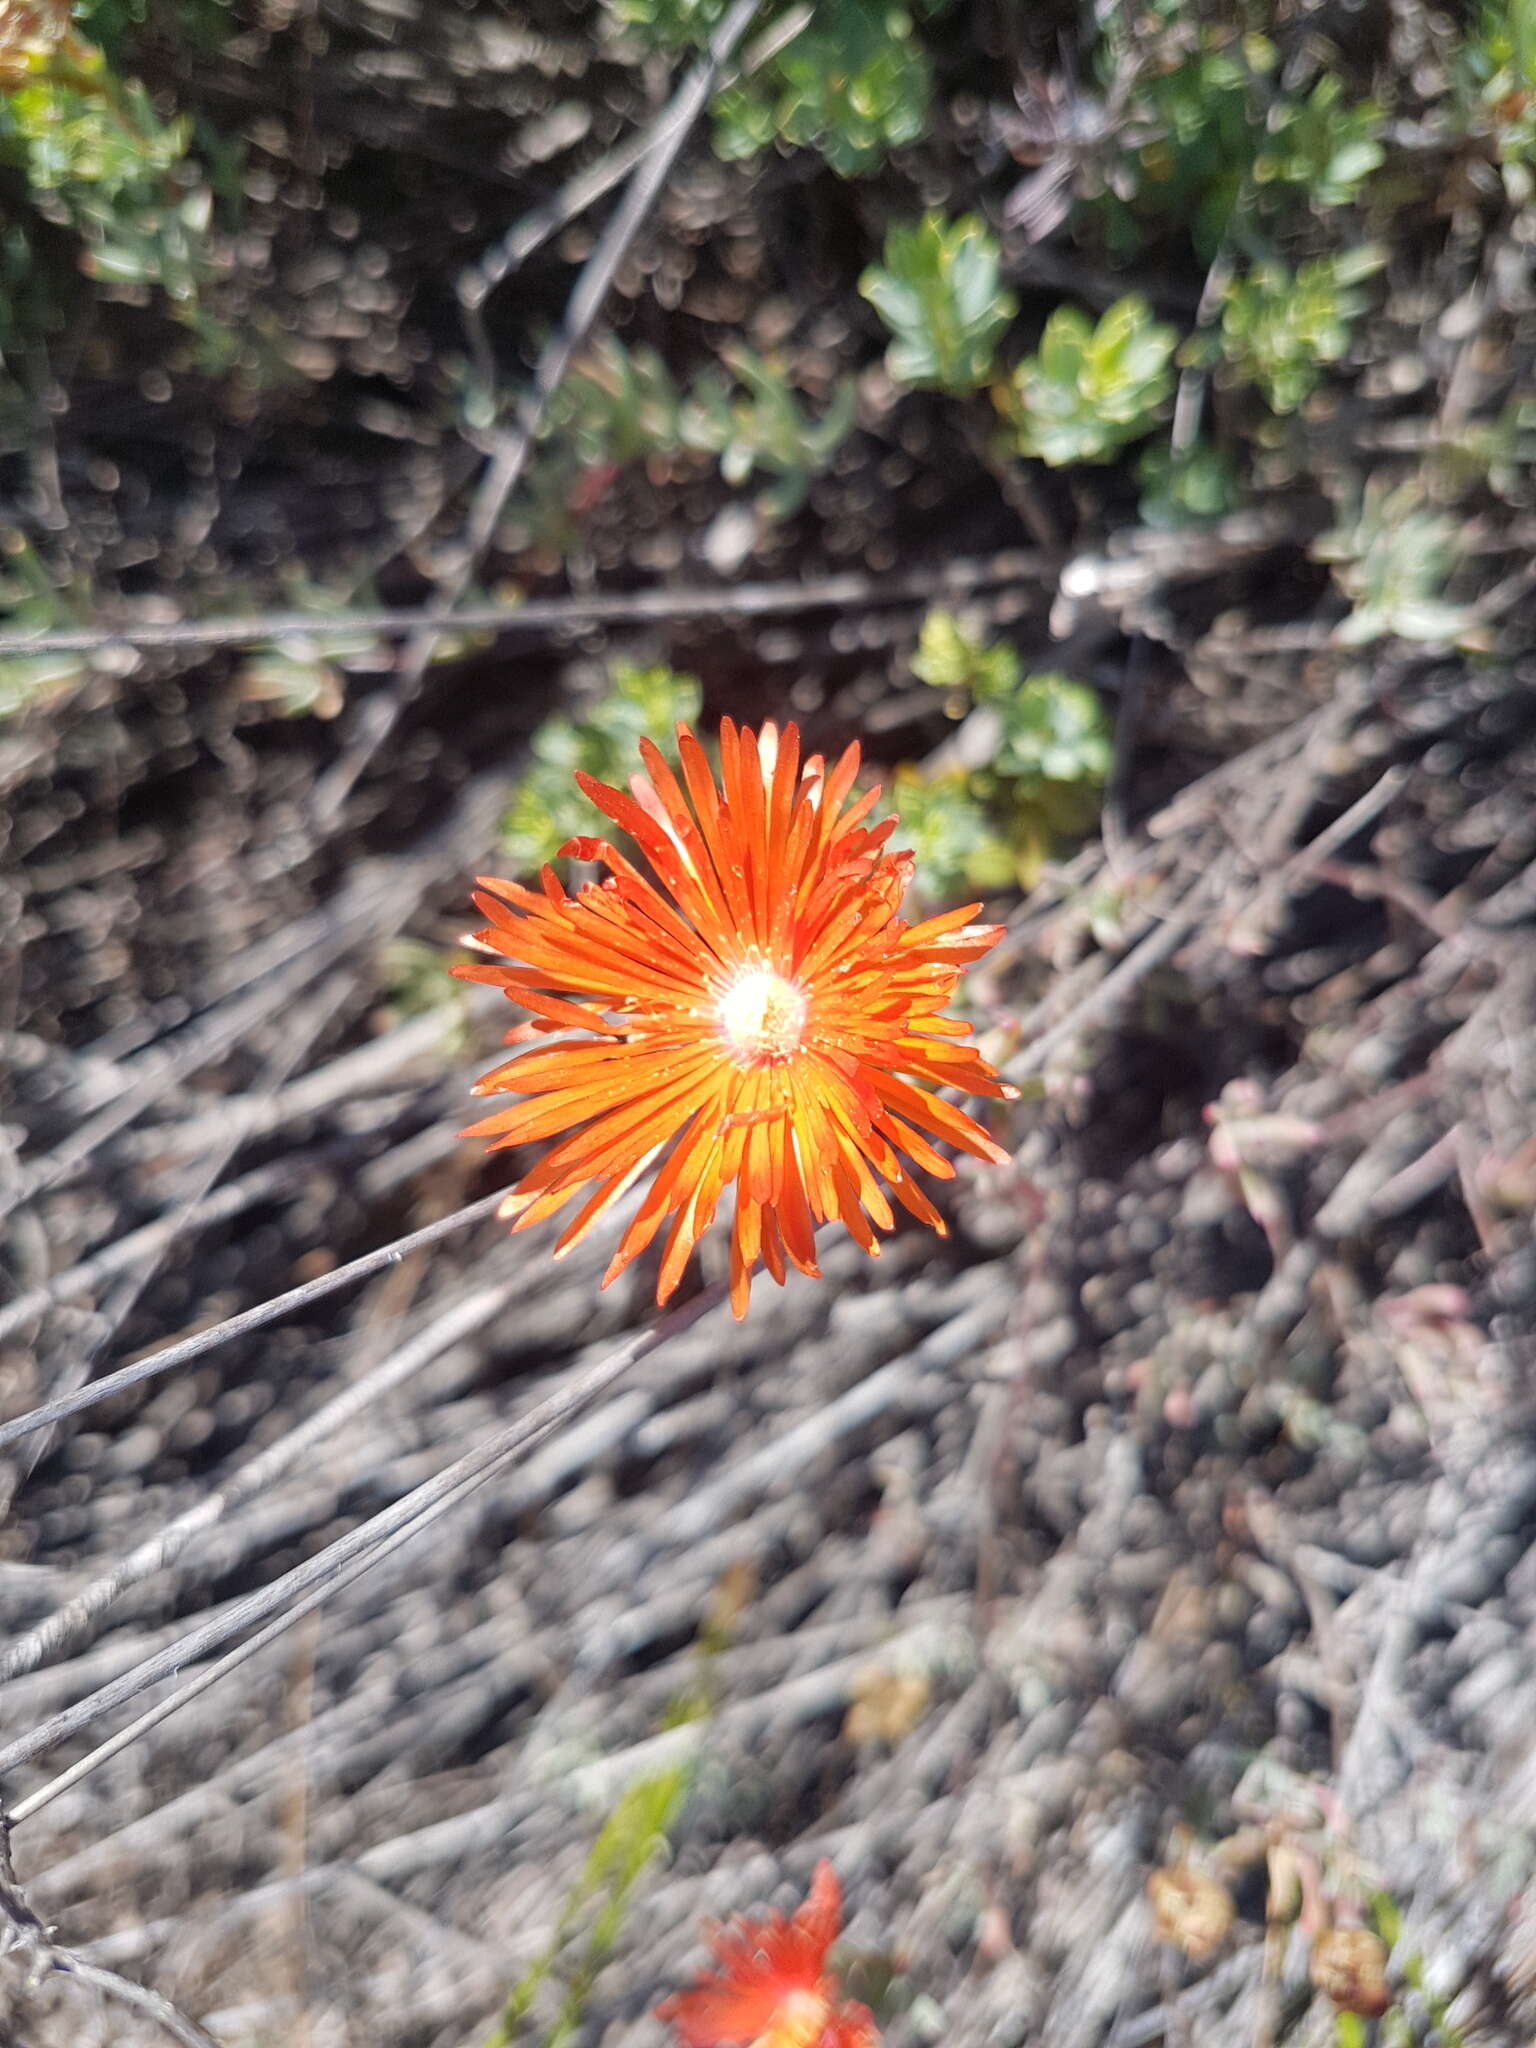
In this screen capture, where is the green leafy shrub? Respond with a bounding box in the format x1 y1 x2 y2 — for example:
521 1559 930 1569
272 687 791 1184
1457 0 1536 183
1093 20 1271 259
562 339 687 467
1136 438 1242 527
558 337 856 521
502 662 704 872
889 767 1017 896
859 211 1016 393
995 296 1176 467
993 674 1114 788
1315 481 1469 646
1254 76 1386 211
903 614 1113 891
990 673 1115 885
1091 18 1383 257
612 0 929 175
681 345 858 517
0 8 236 364
1218 248 1383 413
911 606 1020 703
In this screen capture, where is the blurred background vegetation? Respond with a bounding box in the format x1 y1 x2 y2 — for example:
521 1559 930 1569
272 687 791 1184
4 0 1531 921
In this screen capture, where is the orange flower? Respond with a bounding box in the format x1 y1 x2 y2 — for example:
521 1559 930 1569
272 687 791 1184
659 1862 879 2048
455 719 1015 1319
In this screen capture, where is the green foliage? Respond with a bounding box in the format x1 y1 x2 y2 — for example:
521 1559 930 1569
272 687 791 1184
1316 481 1468 646
682 345 858 517
236 643 348 720
0 648 90 719
237 621 400 720
1092 17 1384 258
0 15 235 364
1372 1894 1471 2048
562 339 685 467
4 78 189 193
995 297 1176 467
0 532 93 719
911 607 1020 703
1437 394 1536 505
0 70 203 295
614 0 930 176
78 0 232 57
1136 438 1242 527
993 675 1114 787
1458 1 1536 179
1095 23 1273 258
859 212 1016 393
1218 249 1383 414
889 767 1018 896
232 578 396 720
477 1573 745 2048
1254 76 1386 211
608 0 730 45
990 675 1114 885
904 614 1113 892
559 337 857 521
502 661 704 873
481 1759 694 2048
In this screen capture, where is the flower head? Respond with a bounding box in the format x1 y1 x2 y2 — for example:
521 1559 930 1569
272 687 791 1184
456 719 1015 1318
659 1862 879 2048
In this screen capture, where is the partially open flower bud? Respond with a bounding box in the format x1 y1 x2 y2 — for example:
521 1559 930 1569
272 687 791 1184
1146 1866 1235 1963
1310 1926 1391 2017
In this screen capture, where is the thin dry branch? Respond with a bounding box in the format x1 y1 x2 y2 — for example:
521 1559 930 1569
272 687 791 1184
311 0 769 824
0 1190 508 1454
0 552 1048 659
0 1280 727 1792
1 1822 219 2048
0 1275 526 1683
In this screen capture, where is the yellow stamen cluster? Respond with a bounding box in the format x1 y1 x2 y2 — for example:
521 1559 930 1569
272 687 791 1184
717 966 808 1065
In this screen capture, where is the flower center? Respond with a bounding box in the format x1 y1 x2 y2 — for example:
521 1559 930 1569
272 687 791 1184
717 966 807 1065
759 1988 832 2048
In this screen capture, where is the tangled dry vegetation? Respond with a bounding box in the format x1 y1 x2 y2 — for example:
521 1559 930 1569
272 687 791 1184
3 1 1536 2044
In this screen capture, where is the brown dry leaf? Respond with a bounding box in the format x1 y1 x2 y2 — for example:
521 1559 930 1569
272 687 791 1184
702 1560 758 1645
1146 1866 1235 1963
844 1666 931 1748
1310 1926 1392 2017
